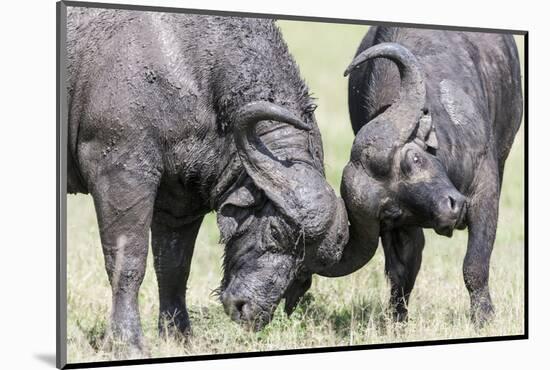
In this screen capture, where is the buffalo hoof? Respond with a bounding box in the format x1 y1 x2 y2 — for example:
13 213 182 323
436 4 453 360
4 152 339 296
101 330 150 360
388 298 409 323
471 301 495 328
391 309 409 323
124 342 151 360
158 316 192 342
158 304 192 341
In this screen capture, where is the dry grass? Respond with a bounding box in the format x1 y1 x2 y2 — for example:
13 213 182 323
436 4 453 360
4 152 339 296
66 20 525 364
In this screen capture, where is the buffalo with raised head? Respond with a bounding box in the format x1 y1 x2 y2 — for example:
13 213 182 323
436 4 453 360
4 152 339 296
66 8 348 355
319 27 523 325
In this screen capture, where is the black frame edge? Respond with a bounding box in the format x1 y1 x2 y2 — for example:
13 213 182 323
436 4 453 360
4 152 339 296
63 335 528 369
62 0 527 35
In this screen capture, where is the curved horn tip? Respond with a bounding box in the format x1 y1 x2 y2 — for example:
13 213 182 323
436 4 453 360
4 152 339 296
278 115 310 131
236 101 311 132
344 61 361 76
266 103 311 131
293 119 311 131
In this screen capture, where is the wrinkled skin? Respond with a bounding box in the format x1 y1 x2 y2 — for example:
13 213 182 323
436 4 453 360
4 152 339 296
320 27 523 325
66 8 348 356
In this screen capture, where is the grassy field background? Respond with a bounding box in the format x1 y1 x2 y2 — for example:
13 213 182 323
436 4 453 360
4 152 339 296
66 21 525 363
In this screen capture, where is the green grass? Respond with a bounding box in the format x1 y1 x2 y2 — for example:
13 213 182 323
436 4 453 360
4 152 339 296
66 22 525 363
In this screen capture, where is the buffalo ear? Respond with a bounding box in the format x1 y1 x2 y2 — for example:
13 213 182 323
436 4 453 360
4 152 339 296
354 119 400 177
415 111 439 150
217 180 263 243
283 275 313 316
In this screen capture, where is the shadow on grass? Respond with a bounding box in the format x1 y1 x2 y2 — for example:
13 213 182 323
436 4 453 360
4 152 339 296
443 308 470 328
294 293 390 339
76 318 108 352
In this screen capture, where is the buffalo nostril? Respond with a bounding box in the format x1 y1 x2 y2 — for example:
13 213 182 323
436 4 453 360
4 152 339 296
448 196 457 212
222 294 248 319
234 299 246 314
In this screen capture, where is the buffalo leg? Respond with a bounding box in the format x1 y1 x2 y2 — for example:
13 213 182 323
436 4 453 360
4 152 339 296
381 227 425 322
91 172 159 357
151 213 203 338
463 164 500 326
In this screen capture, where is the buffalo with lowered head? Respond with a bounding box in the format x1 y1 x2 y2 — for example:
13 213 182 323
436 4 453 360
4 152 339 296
319 27 522 325
67 8 348 355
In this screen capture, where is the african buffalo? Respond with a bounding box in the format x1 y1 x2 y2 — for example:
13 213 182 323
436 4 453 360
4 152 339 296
66 7 348 355
319 27 523 325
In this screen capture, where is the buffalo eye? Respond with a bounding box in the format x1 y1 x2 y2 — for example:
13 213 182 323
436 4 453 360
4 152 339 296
409 151 423 167
401 150 423 175
270 223 282 243
263 222 284 252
